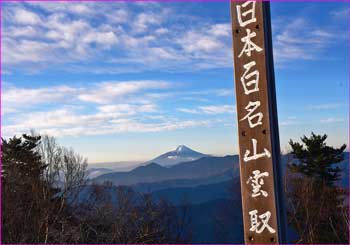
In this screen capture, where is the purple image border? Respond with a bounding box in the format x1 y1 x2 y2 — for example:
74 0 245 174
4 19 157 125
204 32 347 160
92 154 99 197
0 0 349 245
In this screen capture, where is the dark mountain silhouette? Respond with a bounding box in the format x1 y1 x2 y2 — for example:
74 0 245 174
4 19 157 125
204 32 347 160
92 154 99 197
184 198 243 243
148 145 209 166
150 179 240 205
133 169 235 193
73 178 240 207
93 155 239 186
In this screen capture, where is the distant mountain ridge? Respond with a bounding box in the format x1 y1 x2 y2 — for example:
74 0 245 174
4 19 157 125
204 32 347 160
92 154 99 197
80 151 349 244
150 178 241 205
148 145 209 167
93 155 239 186
86 168 114 179
133 169 235 193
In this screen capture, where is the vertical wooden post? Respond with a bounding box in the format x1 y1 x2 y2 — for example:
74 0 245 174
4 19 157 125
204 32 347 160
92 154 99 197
230 1 286 243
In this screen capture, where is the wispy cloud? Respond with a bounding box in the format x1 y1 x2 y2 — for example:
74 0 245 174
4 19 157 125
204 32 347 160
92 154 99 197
2 2 233 74
320 117 345 124
2 80 170 117
2 107 213 138
279 116 299 126
133 12 163 33
3 2 349 74
330 8 349 20
177 105 235 115
272 16 348 64
77 81 171 104
2 80 232 138
13 8 42 25
306 103 345 110
2 84 80 114
279 121 297 126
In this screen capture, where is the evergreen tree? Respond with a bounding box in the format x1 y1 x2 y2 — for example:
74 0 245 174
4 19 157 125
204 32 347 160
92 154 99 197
286 132 348 243
2 134 46 184
1 134 48 243
288 132 346 186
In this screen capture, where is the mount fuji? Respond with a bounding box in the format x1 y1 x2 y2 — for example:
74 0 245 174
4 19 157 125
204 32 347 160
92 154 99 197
148 145 209 167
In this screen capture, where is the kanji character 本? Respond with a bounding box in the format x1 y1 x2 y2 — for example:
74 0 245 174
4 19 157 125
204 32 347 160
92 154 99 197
238 29 263 58
243 138 271 162
240 100 263 128
241 61 259 95
236 1 257 27
249 209 276 234
246 170 269 197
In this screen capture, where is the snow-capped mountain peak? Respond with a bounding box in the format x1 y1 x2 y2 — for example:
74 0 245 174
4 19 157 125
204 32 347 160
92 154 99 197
175 145 192 153
149 145 209 167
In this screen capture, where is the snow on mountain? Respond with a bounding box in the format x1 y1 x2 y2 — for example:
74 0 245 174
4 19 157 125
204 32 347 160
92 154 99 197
148 145 209 167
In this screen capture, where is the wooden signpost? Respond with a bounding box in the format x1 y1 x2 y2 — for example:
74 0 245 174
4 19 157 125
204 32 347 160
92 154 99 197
230 1 286 244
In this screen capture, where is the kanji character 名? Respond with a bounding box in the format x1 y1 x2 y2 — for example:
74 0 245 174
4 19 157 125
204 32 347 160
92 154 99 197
240 100 263 128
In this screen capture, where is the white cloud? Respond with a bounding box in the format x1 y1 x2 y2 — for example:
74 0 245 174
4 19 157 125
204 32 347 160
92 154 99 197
320 117 345 124
279 115 300 126
178 105 235 115
45 17 90 42
2 106 213 138
199 105 235 114
155 28 169 35
307 103 344 110
273 17 348 63
3 38 53 64
133 12 162 33
209 24 231 37
330 8 349 20
7 102 156 132
109 9 129 23
3 3 233 73
28 2 97 15
2 78 230 138
280 119 298 126
177 108 199 114
6 26 38 38
98 103 157 114
2 85 79 113
82 31 118 47
68 4 92 14
215 89 233 97
13 109 83 129
1 107 17 116
2 80 169 117
3 2 348 73
14 8 42 25
78 80 170 104
179 30 223 53
3 4 122 67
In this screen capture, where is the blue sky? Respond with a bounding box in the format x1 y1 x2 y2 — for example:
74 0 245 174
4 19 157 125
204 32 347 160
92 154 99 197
1 1 349 163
